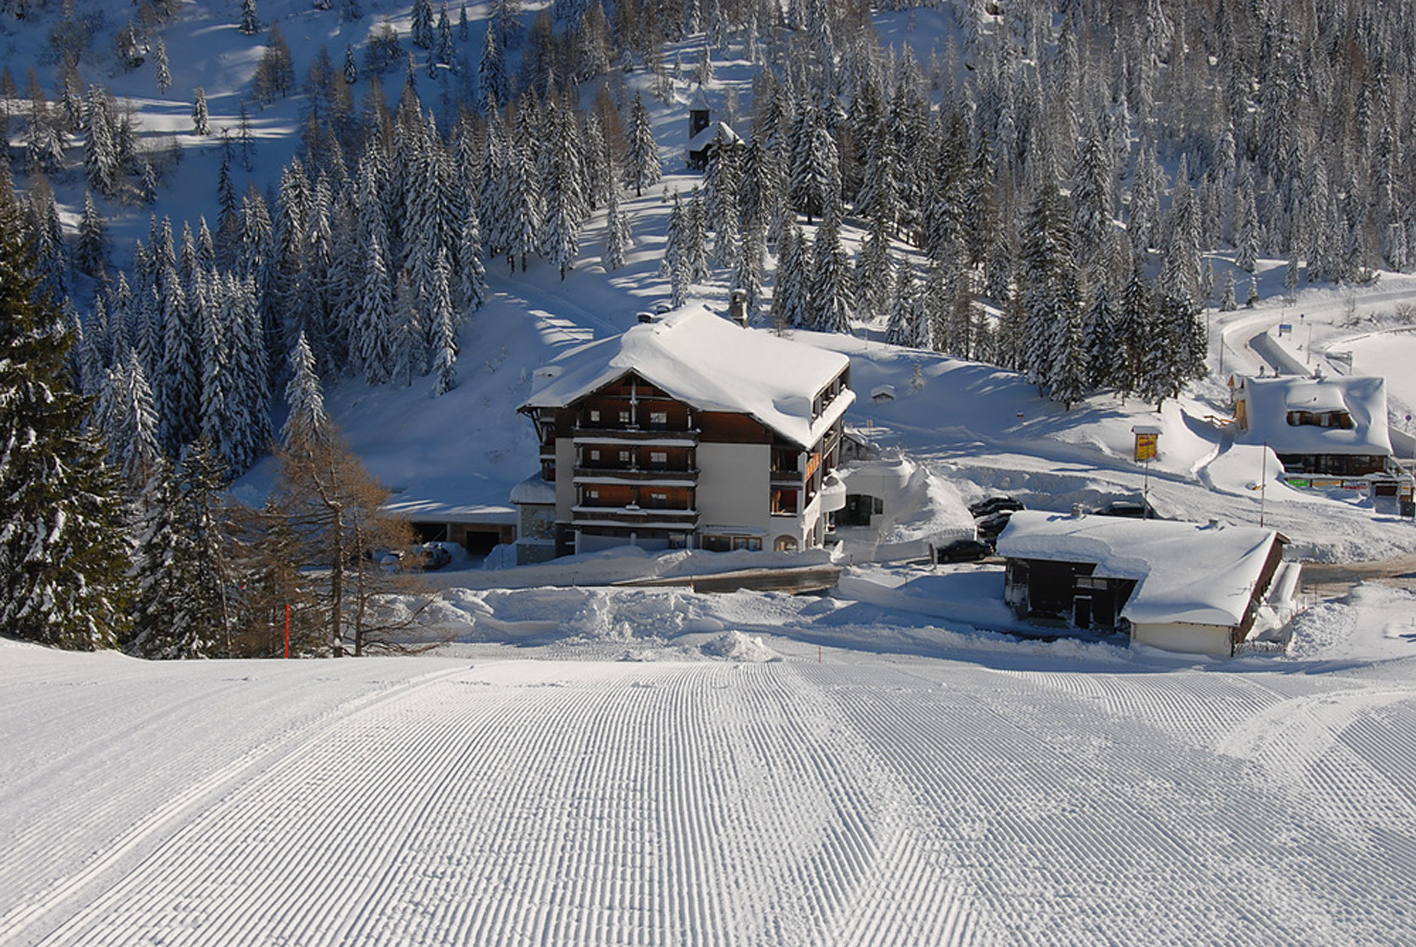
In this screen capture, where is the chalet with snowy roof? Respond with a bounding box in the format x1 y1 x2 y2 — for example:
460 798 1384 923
513 304 854 564
685 88 742 171
997 510 1298 658
1231 374 1397 478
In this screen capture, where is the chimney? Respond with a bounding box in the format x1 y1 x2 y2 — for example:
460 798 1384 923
1071 504 1086 518
636 311 655 324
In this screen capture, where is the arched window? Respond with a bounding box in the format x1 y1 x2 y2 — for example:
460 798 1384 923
774 535 799 552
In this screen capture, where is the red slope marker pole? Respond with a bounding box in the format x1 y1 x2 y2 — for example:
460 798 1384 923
284 603 290 659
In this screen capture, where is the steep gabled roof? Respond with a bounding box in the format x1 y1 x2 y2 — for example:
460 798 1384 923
520 304 854 447
998 511 1283 628
688 121 743 152
1235 374 1393 457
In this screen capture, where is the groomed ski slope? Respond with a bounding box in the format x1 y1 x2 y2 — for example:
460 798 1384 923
5 629 1416 946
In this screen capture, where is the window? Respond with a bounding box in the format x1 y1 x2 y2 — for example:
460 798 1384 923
774 535 798 552
589 449 601 461
619 409 631 425
618 450 633 465
702 534 731 552
648 492 668 508
732 536 762 551
650 451 668 468
589 409 600 423
585 489 599 500
649 410 668 428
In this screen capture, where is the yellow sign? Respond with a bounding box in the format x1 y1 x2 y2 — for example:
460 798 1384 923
1134 433 1158 462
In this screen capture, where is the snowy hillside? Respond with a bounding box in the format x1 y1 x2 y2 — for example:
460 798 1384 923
6 588 1416 945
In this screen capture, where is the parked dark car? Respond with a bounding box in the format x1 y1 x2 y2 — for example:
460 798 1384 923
969 495 1025 519
418 542 453 570
1090 499 1157 519
974 509 1017 546
936 539 993 563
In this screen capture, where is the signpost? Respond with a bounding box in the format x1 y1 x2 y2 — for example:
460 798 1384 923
1132 425 1162 517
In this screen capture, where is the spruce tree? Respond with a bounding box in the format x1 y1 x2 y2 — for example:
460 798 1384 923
808 212 852 334
129 440 235 659
624 91 661 197
0 202 132 649
603 182 631 271
282 332 327 446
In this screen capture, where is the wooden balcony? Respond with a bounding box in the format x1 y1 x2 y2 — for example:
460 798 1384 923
573 467 699 483
571 506 700 529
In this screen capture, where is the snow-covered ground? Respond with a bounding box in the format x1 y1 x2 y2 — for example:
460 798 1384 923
5 587 1416 946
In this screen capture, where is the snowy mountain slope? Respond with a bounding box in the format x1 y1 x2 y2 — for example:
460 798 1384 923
5 623 1416 945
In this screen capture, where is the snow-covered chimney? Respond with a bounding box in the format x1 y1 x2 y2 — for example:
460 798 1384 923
636 311 656 324
729 289 748 327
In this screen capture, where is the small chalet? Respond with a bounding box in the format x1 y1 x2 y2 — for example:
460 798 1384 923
1231 374 1397 478
514 304 854 564
685 88 743 171
997 510 1298 658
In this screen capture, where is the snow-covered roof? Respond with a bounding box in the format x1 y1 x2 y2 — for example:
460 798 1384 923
1235 375 1393 457
997 511 1282 628
382 498 516 524
509 474 556 506
520 304 854 447
687 121 743 152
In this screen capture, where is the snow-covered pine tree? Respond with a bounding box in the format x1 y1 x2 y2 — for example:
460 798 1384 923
357 232 395 384
390 269 424 386
282 331 328 446
75 191 109 277
84 87 119 197
430 251 458 396
505 136 543 272
603 181 631 271
0 200 131 649
1128 137 1161 254
478 24 507 113
771 224 810 330
684 187 709 283
99 351 162 490
1020 181 1081 396
857 215 892 318
154 37 172 94
128 440 234 659
1080 281 1123 391
885 257 914 346
1234 181 1260 273
540 104 585 280
704 129 742 267
455 200 488 313
159 272 200 453
624 91 661 197
412 0 435 49
239 0 260 35
1219 270 1237 311
788 103 839 225
192 87 210 135
731 218 765 317
808 212 853 334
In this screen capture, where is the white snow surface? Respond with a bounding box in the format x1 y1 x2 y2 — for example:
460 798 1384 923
521 303 855 447
997 510 1282 627
7 598 1416 945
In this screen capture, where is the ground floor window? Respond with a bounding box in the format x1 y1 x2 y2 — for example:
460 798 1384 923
702 534 762 552
775 535 799 552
